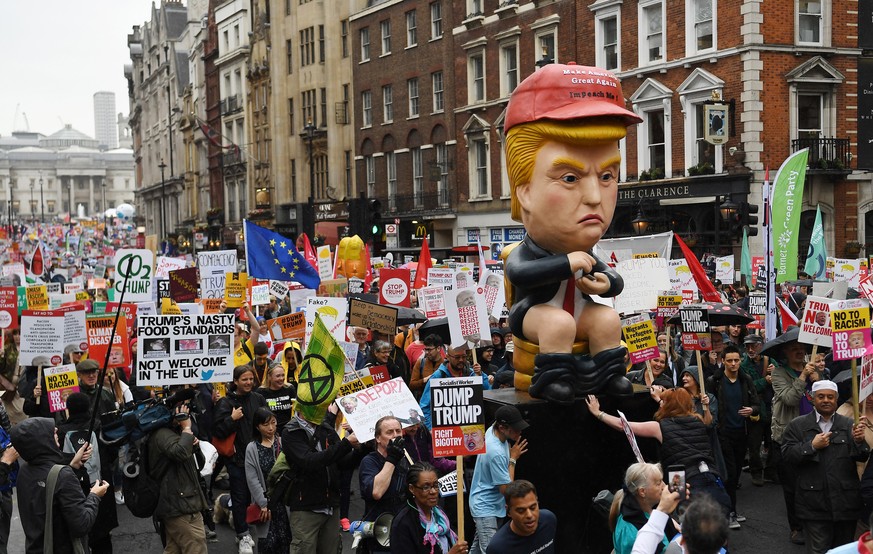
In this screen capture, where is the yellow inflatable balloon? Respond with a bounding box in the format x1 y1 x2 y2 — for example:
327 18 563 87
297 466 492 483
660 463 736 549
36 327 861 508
336 235 367 279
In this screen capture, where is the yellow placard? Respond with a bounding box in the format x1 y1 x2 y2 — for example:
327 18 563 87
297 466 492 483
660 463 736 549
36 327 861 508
633 252 660 259
622 320 658 354
224 272 247 309
26 285 49 310
75 291 91 301
161 297 183 315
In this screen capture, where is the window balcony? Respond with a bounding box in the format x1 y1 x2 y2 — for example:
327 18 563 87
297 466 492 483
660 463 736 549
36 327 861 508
379 190 452 217
791 137 851 173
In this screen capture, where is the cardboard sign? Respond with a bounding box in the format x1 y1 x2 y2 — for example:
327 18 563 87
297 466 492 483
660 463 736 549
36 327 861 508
379 268 411 307
304 297 348 345
477 269 505 319
445 287 490 349
680 306 711 351
656 293 682 328
20 306 87 366
63 282 84 295
103 302 138 338
827 257 863 288
317 246 333 280
224 272 247 308
437 471 467 498
430 376 485 457
44 364 80 413
368 364 391 384
0 287 18 329
798 295 834 347
862 355 873 404
715 255 735 283
746 292 766 330
622 314 659 364
86 315 130 368
113 249 155 302
169 267 199 303
348 298 398 336
267 312 307 342
669 259 698 294
250 284 270 306
830 299 873 360
334 377 422 442
269 280 289 300
427 268 455 291
338 370 375 397
197 250 237 299
135 313 235 385
26 285 49 310
615 258 670 314
199 298 224 314
418 286 447 319
155 256 187 280
617 410 645 464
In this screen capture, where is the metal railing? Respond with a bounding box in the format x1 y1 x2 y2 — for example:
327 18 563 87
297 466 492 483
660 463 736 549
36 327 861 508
791 137 851 171
381 189 451 215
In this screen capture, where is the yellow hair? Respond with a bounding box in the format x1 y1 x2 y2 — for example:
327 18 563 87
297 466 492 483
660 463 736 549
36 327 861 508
505 118 628 221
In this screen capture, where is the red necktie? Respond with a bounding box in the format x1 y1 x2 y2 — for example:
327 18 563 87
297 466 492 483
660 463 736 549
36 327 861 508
562 279 575 315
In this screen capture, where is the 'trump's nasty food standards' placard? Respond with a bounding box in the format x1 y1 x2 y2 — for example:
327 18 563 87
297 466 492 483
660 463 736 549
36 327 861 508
136 313 235 385
430 376 485 457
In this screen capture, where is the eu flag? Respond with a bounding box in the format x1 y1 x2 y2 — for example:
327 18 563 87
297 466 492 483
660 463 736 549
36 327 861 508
243 220 321 289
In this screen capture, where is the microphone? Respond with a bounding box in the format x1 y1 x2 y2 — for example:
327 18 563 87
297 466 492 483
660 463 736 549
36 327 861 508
164 387 198 407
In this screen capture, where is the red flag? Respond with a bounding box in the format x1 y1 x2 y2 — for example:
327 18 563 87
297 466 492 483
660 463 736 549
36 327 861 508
413 238 432 290
362 243 373 292
300 233 318 271
674 233 720 302
26 240 47 279
776 296 799 327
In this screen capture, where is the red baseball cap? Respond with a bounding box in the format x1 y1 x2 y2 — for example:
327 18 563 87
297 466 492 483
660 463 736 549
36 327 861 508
504 62 642 132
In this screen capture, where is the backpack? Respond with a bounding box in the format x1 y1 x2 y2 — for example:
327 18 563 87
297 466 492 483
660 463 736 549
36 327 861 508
266 451 300 509
0 428 16 492
122 436 164 518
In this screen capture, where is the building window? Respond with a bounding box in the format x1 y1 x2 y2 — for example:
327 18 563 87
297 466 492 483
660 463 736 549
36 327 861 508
500 42 519 97
468 51 485 103
227 183 236 220
362 91 372 127
468 0 482 17
360 28 370 61
320 88 327 128
412 147 423 206
239 182 247 218
381 20 391 55
315 154 329 199
798 93 823 139
798 0 822 44
383 85 394 123
319 25 325 63
386 152 397 208
640 1 664 64
406 11 417 47
288 98 295 132
290 160 297 201
470 138 489 198
432 71 444 113
286 0 291 15
286 39 293 73
430 2 442 39
690 0 714 52
535 30 556 65
694 104 717 167
408 78 420 117
436 143 449 205
302 89 317 127
365 155 376 197
341 83 350 125
345 151 353 197
647 110 666 172
341 20 349 58
679 70 723 173
596 11 620 71
300 27 315 66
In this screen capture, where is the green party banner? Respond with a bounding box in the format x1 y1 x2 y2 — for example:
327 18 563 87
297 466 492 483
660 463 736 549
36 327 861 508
803 205 827 280
771 149 809 283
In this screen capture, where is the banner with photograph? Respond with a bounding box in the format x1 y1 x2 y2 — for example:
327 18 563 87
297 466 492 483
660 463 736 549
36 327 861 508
44 364 80 413
334 377 422 442
453 266 475 290
135 313 235 386
86 315 130 368
430 376 485 457
305 296 348 345
197 250 237 299
445 287 489 348
830 299 873 361
680 306 711 351
622 314 659 364
798 295 834 347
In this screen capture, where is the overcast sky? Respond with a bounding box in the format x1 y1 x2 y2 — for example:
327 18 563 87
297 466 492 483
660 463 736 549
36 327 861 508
0 1 161 139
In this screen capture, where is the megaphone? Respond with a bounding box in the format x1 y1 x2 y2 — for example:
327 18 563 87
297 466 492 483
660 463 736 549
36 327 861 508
349 512 393 549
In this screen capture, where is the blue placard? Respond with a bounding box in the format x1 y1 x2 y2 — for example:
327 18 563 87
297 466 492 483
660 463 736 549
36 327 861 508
504 227 526 242
490 229 502 242
467 229 480 243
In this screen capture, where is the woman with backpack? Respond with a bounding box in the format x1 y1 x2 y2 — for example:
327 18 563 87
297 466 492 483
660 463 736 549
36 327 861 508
212 365 267 554
244 407 291 553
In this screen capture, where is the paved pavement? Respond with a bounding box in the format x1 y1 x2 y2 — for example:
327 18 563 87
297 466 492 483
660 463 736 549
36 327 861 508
4 467 824 552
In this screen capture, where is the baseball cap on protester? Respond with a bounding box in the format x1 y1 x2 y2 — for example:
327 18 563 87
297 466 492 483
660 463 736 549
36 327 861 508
495 405 530 433
504 62 642 133
744 334 764 345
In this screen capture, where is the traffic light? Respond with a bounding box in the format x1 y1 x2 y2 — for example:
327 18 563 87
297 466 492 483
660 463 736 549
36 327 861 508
347 197 365 237
368 199 383 240
298 202 314 239
740 202 759 237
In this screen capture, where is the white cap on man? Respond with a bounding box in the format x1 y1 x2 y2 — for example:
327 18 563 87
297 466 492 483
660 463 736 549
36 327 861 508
811 380 838 393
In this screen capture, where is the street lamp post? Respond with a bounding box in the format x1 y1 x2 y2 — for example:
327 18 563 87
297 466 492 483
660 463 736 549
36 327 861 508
164 45 175 236
29 180 34 224
304 119 317 239
101 180 107 242
159 160 167 246
39 176 44 223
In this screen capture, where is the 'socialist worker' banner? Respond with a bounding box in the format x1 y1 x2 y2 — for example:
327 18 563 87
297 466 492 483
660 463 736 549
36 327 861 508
830 299 873 361
136 313 235 386
334 377 422 442
45 364 80 413
430 376 485 458
680 306 711 351
798 295 834 348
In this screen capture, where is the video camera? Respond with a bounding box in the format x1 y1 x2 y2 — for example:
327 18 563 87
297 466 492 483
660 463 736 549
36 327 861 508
100 387 199 447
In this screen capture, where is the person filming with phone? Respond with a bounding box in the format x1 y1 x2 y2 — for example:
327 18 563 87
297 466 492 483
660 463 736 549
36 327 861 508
609 462 680 554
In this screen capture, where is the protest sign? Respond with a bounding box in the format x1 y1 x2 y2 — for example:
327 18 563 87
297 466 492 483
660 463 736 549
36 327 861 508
318 278 348 298
427 268 454 290
135 313 235 386
156 279 171 301
746 292 766 329
0 287 18 329
269 280 289 300
379 268 411 307
680 306 711 351
20 306 86 366
338 370 375 397
334 377 422 442
1 263 25 287
86 315 130 368
44 364 79 413
103 302 138 338
305 296 348 345
317 246 333 280
830 299 873 360
63 282 84 295
715 255 735 283
617 410 645 463
348 298 398 336
827 257 863 288
477 269 505 318
45 283 62 296
437 471 467 498
347 278 365 295
251 284 270 306
615 258 670 314
199 298 223 314
155 256 187 280
752 256 765 288
368 364 391 384
454 266 475 290
622 314 659 364
169 267 199 303
862 355 873 404
669 259 698 295
340 340 359 372
418 286 446 319
798 295 834 347
197 250 237 299
267 312 307 342
87 278 107 290
161 298 183 315
656 293 682 328
445 287 489 348
26 285 49 310
429 375 485 457
113 249 155 302
224 272 247 308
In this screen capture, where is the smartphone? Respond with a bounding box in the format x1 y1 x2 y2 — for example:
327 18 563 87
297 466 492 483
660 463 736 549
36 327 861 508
667 465 686 500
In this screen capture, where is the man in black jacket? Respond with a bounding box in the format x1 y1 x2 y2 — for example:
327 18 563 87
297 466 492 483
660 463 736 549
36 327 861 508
782 379 869 553
706 344 760 529
282 403 359 554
